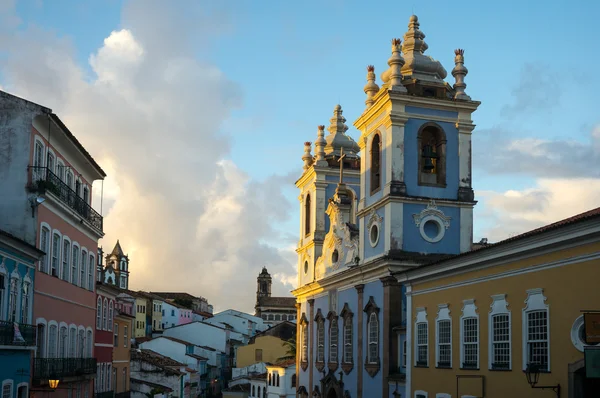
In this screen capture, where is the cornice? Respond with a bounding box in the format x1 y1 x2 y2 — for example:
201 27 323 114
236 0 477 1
356 194 476 218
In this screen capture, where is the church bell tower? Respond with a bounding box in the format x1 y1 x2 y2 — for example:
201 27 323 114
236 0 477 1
354 15 480 261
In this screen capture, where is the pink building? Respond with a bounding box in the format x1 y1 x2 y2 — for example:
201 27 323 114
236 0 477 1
0 90 105 398
178 305 193 326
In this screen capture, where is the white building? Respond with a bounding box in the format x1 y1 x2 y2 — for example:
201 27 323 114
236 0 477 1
130 349 185 398
205 310 267 337
265 362 296 398
249 374 267 398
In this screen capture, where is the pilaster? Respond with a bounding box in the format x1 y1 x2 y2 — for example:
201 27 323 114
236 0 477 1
296 302 301 398
355 284 365 398
308 298 315 397
405 285 413 397
381 276 398 398
456 120 475 201
384 112 408 196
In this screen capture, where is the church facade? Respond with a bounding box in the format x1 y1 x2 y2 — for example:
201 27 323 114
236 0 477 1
292 15 479 398
255 267 297 326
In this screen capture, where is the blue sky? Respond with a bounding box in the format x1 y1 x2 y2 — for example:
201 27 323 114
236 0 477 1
3 0 599 310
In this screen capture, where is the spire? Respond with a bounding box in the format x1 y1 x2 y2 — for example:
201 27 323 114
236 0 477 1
388 38 407 92
302 142 314 171
452 49 471 100
314 125 328 167
401 15 447 82
110 240 124 257
324 105 360 158
364 65 380 108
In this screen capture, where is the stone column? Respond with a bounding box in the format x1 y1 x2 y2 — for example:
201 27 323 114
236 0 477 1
308 299 315 397
456 120 475 202
355 284 365 398
381 276 398 398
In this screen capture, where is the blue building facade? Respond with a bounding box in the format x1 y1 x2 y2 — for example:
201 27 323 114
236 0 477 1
0 229 43 398
293 15 479 398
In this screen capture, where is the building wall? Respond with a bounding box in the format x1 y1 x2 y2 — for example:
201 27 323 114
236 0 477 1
163 322 228 353
134 298 146 337
152 299 163 331
162 301 180 328
114 315 132 393
410 241 600 398
179 308 192 325
237 336 288 368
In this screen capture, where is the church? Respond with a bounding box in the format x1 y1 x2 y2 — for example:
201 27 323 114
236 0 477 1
292 15 479 398
255 266 297 326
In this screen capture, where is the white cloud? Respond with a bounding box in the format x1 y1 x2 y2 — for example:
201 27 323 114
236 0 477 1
478 178 600 242
0 0 297 313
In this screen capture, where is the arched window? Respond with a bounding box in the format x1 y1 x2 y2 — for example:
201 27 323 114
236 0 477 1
87 330 93 357
62 238 70 281
78 329 85 358
36 324 46 358
268 373 271 386
276 373 280 387
96 297 102 329
340 302 354 369
368 312 379 363
370 133 381 193
316 315 325 365
71 244 79 286
301 323 308 363
59 326 68 357
69 327 76 357
257 386 261 397
103 299 108 330
304 194 311 236
329 316 339 364
108 300 114 327
291 374 296 387
252 385 255 396
48 324 58 358
418 123 447 186
80 249 87 288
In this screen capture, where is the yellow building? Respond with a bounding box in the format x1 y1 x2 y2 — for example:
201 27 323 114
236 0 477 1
113 308 134 394
133 295 147 338
403 207 600 398
237 321 296 368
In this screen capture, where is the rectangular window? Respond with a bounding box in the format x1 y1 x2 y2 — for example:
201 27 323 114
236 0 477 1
124 326 128 347
51 233 60 276
88 254 94 290
462 317 479 368
402 339 407 367
492 314 510 369
47 153 55 173
114 324 119 347
255 348 263 362
317 320 324 363
123 368 127 391
48 325 57 358
416 322 428 366
80 250 86 288
34 140 43 169
437 320 451 367
526 310 549 371
62 240 70 281
40 227 50 272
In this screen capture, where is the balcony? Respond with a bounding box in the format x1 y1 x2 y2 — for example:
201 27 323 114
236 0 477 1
0 320 36 346
33 358 97 380
29 166 103 233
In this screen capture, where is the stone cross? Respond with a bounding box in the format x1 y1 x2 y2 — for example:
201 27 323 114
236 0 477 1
338 148 346 184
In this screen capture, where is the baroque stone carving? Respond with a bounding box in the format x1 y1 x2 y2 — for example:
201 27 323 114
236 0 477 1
412 200 451 228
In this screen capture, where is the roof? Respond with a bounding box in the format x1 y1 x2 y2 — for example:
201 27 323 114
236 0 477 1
224 384 250 392
267 358 296 368
131 349 185 375
49 113 106 177
157 336 195 346
193 310 213 318
130 378 173 392
0 228 45 259
185 367 197 373
151 292 202 302
186 353 208 361
134 291 165 301
250 373 267 380
420 206 600 269
109 240 125 257
257 296 296 308
249 321 296 344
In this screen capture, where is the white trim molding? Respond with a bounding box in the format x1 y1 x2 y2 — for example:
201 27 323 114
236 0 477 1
488 294 511 370
414 391 428 398
435 304 452 368
414 307 428 367
436 394 451 398
460 299 479 370
522 288 550 372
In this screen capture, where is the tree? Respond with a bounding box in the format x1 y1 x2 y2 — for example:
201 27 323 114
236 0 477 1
278 335 296 361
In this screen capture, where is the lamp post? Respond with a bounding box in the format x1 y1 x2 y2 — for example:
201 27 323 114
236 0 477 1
525 363 560 398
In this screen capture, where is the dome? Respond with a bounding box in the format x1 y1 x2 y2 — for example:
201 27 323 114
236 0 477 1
324 105 360 158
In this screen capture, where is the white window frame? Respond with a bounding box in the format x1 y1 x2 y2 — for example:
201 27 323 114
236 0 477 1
36 318 48 358
62 236 71 281
2 380 14 398
16 382 28 398
330 316 339 363
108 300 114 327
20 276 32 324
414 307 428 367
96 297 102 329
59 322 68 358
414 391 428 398
80 247 87 288
435 394 451 398
8 271 21 322
435 304 452 368
46 150 55 174
47 321 58 358
316 318 324 363
66 169 74 190
39 223 51 273
460 299 479 370
367 311 379 364
88 253 95 290
103 298 108 330
71 243 80 286
56 160 65 181
69 325 77 358
50 230 62 277
488 294 511 370
522 288 550 372
301 323 308 363
86 328 93 357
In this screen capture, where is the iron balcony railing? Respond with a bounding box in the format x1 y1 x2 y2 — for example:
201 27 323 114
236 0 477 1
0 320 37 346
29 166 103 232
33 357 97 380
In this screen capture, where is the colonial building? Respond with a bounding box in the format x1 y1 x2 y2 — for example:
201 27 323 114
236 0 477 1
292 15 479 398
0 229 44 398
113 293 135 397
95 284 118 397
403 207 600 398
151 291 213 315
0 90 104 397
236 321 296 368
254 267 296 326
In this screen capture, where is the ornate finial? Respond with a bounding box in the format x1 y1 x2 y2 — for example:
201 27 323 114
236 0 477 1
452 48 471 100
388 38 407 92
302 141 314 170
401 15 447 81
364 65 380 108
328 105 348 136
314 126 328 167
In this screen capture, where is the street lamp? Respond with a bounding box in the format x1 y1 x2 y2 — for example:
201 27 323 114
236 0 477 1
525 363 560 397
48 380 60 389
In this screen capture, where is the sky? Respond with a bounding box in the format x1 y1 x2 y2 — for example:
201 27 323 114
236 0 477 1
1 0 599 313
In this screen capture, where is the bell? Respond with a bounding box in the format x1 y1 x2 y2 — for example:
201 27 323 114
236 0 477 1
422 144 437 171
423 157 435 171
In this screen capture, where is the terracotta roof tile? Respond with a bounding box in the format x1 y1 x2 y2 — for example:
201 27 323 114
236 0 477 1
257 296 296 308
